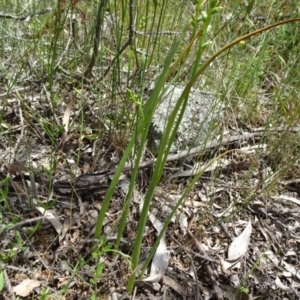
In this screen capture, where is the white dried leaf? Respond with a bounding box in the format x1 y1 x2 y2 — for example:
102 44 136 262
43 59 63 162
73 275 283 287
148 210 169 277
34 205 62 235
148 209 163 233
240 144 267 154
275 277 291 291
264 250 279 266
272 195 300 206
185 200 205 207
215 202 236 218
229 274 240 287
179 212 188 235
198 190 208 201
282 261 300 280
63 96 75 133
150 237 168 277
171 158 231 178
228 221 252 260
285 250 297 257
13 279 41 297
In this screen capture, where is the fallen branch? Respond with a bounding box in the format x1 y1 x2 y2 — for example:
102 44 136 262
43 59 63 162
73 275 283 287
53 132 265 193
102 131 265 177
0 8 51 21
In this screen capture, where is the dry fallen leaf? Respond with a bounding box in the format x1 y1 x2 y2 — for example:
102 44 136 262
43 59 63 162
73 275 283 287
275 276 291 291
228 221 252 261
10 180 26 195
272 195 300 206
148 209 169 278
63 95 75 133
5 161 28 175
163 275 191 298
12 279 41 297
34 204 62 236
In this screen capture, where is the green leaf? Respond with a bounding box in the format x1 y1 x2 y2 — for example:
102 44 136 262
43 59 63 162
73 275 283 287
0 271 4 291
103 244 113 252
0 176 10 186
96 262 105 277
245 0 255 16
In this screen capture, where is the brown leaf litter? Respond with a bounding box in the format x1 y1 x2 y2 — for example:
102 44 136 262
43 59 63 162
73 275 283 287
1 94 300 299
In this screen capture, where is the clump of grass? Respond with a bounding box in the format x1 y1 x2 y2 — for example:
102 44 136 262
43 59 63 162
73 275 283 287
1 0 300 298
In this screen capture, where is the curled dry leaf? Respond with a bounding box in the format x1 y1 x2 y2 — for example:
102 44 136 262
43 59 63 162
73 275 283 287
275 276 291 291
34 205 62 236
